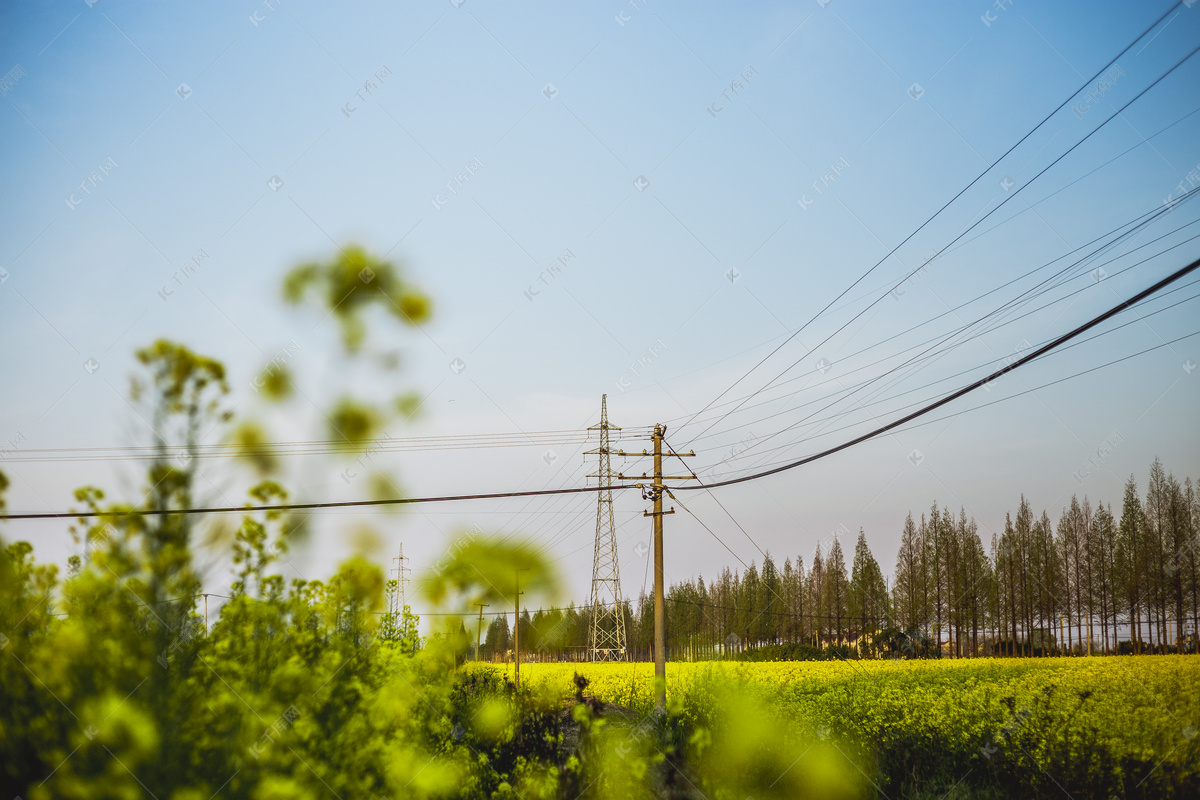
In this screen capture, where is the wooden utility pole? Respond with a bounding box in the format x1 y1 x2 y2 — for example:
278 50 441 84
514 569 527 688
617 424 696 713
475 602 489 662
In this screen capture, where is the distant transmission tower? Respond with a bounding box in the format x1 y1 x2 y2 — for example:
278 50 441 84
586 395 627 661
386 544 410 616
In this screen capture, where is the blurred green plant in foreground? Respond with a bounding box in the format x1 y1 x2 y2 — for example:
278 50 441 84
6 246 1192 799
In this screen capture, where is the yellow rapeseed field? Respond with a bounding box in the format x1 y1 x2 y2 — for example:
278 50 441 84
479 655 1200 796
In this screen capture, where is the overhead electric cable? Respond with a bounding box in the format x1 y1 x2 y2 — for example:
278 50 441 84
741 327 1200 475
673 253 1200 491
706 206 1200 471
6 256 1197 520
723 286 1200 473
670 2 1186 442
674 196 1200 440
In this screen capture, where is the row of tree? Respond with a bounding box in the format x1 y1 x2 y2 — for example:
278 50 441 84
476 459 1199 660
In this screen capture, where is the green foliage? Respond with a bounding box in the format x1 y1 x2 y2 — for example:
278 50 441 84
254 361 294 401
326 397 382 447
282 245 431 352
133 339 228 413
422 536 559 611
229 421 280 476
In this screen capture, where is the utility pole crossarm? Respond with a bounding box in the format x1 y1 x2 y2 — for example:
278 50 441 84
618 474 698 481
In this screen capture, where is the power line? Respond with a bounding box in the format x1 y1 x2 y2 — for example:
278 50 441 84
1 483 637 521
675 196 1200 447
717 284 1200 473
711 213 1200 477
674 254 1200 491
5 255 1197 520
620 101 1200 420
743 328 1199 476
682 41 1200 451
4 427 655 464
670 2 1187 442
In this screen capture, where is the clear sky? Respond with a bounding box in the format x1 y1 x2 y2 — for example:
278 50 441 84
2 0 1199 617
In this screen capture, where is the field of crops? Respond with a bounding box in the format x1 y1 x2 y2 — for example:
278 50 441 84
484 656 1200 798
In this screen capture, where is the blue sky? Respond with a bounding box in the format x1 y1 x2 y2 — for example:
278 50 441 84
2 0 1199 614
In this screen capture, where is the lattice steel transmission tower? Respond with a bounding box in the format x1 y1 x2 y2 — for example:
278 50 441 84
385 543 410 617
586 395 627 661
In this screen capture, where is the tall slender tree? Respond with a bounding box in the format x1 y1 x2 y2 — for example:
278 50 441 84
823 539 849 644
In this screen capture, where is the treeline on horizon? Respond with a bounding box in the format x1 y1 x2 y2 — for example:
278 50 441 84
477 458 1199 661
